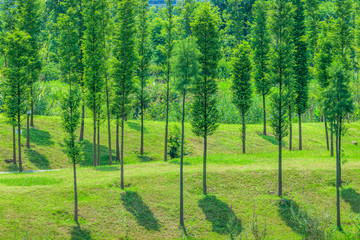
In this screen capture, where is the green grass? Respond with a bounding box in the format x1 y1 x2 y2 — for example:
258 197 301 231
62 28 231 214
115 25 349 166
0 115 359 239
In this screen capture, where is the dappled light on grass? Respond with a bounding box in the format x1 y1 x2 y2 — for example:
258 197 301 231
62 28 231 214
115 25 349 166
121 191 160 231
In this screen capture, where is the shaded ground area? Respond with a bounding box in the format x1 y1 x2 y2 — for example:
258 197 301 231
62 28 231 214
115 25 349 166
341 188 360 214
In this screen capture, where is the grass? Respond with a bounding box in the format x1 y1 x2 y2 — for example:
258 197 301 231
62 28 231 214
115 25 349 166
0 115 359 239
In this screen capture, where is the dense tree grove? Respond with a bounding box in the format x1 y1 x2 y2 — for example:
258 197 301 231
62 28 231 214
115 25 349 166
0 0 359 231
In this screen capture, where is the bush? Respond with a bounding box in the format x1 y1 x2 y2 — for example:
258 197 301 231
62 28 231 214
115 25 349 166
167 125 189 159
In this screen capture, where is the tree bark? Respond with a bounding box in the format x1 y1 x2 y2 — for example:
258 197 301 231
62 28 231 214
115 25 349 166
263 94 266 135
164 79 169 162
104 28 112 165
93 106 97 167
336 116 341 229
325 116 329 151
330 124 334 157
13 126 16 164
140 86 144 155
27 113 30 148
278 133 282 197
203 134 207 195
180 89 185 227
242 111 246 154
30 86 34 127
339 117 342 187
299 113 302 150
289 106 292 151
18 113 22 173
121 94 125 190
116 116 120 161
73 161 78 223
80 97 85 141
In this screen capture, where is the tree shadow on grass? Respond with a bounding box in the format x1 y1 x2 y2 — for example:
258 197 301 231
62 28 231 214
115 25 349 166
23 128 54 146
137 155 156 162
278 198 324 239
121 191 160 231
94 166 120 171
341 188 360 213
70 224 92 240
26 149 50 169
127 122 146 132
257 133 285 146
169 159 192 166
198 195 242 236
77 140 114 167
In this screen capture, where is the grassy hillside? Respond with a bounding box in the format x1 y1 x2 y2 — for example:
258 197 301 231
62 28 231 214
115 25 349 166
0 115 359 239
1 115 360 171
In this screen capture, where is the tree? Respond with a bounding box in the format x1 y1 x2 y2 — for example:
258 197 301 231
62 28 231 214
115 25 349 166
3 29 31 173
162 0 175 162
17 0 41 127
82 0 105 167
112 0 136 190
269 0 293 197
304 0 319 65
231 41 252 154
173 37 199 228
136 0 151 156
58 1 83 222
251 0 271 136
293 0 309 151
0 0 17 164
191 2 221 195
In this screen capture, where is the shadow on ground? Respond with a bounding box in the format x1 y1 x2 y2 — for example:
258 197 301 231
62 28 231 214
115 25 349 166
137 155 156 162
199 195 242 236
127 122 146 132
26 149 50 169
278 198 324 239
121 191 160 231
341 188 360 213
169 159 192 166
73 140 114 167
23 128 55 146
70 224 92 240
257 133 285 146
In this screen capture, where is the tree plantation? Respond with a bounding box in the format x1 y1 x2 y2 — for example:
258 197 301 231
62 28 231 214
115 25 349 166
0 0 359 239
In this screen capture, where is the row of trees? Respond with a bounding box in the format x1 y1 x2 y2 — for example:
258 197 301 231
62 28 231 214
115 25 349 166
0 0 355 230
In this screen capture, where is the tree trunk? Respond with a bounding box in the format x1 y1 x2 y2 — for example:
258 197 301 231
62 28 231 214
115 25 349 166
13 126 16 164
278 133 282 197
325 116 329 151
164 79 170 162
73 161 78 223
97 113 100 166
116 116 120 161
18 114 22 173
310 107 313 122
330 124 334 157
203 134 207 195
299 113 302 150
242 111 246 154
336 117 341 229
180 89 186 227
263 94 266 135
104 28 112 165
289 106 292 151
339 117 342 187
121 96 125 190
140 88 144 155
80 96 85 141
30 86 34 127
27 113 30 148
93 106 97 167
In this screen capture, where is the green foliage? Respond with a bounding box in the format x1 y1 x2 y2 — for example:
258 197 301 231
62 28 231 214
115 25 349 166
251 0 271 97
231 40 252 115
269 0 293 141
304 0 320 63
111 0 136 117
293 0 309 116
3 29 31 126
191 2 221 138
167 125 189 159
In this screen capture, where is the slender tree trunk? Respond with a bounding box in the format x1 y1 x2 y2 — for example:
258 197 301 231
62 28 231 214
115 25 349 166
18 113 22 173
27 113 30 148
164 79 169 162
140 88 144 155
116 116 120 161
325 116 329 151
242 111 246 154
289 106 292 151
93 106 97 167
30 86 34 127
336 116 341 229
339 117 342 187
97 113 100 166
104 28 112 165
80 94 85 141
73 161 78 223
13 126 16 164
331 123 334 157
203 133 207 195
180 89 186 227
263 94 266 135
121 95 125 190
278 133 282 197
79 0 85 142
299 113 302 150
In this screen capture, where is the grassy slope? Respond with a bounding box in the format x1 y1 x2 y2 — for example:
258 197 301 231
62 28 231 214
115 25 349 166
0 115 359 239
